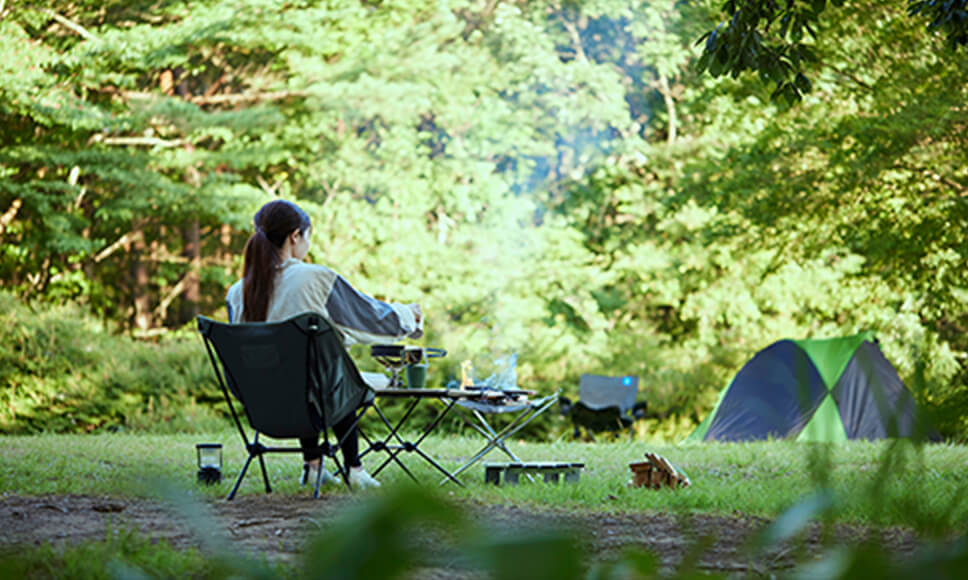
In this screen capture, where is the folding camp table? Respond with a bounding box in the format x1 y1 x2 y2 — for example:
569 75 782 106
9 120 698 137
360 345 558 486
359 387 558 487
441 389 559 485
360 388 483 487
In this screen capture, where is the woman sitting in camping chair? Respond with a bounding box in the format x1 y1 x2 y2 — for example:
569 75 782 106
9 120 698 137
225 199 424 490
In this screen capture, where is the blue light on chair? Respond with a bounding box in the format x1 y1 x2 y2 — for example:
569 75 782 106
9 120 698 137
560 374 647 438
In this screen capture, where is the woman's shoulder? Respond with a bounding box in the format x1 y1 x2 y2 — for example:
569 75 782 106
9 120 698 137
280 259 338 287
284 259 335 275
226 279 243 299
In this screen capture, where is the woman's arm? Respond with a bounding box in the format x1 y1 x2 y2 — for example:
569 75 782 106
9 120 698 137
324 275 423 345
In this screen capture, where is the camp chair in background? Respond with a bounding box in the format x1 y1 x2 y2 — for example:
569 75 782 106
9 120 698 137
197 312 372 499
560 374 646 438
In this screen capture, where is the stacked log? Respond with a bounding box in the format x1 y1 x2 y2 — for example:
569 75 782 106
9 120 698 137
629 452 691 489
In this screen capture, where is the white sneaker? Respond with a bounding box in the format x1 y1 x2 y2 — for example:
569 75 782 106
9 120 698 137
300 460 338 486
348 467 381 490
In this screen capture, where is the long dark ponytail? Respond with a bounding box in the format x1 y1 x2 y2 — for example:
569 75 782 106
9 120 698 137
242 200 311 322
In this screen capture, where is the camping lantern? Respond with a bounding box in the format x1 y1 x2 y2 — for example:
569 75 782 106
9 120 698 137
196 443 222 485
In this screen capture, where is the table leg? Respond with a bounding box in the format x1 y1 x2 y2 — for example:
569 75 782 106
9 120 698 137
362 398 423 481
442 394 559 485
360 396 466 487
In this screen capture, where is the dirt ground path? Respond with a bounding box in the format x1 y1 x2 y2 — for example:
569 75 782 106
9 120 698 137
0 493 920 576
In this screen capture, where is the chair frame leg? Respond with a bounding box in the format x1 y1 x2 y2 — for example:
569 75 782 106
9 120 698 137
227 455 253 501
257 454 271 493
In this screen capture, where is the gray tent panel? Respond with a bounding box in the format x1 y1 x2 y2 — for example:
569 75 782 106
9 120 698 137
705 340 827 441
832 341 917 439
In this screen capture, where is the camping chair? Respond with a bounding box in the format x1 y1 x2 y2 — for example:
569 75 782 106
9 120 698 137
560 374 646 438
197 312 373 499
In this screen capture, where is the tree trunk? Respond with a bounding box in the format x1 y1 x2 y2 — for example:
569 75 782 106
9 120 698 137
220 223 233 275
131 223 152 331
179 220 201 323
180 132 203 324
658 75 677 144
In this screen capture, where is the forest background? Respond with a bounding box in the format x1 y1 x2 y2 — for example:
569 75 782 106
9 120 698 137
1 0 966 440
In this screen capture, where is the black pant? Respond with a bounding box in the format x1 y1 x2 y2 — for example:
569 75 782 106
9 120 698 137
300 411 361 468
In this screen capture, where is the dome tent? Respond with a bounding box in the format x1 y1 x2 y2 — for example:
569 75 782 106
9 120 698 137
686 332 935 443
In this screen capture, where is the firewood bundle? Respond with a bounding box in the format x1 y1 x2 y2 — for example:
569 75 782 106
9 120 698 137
628 452 691 489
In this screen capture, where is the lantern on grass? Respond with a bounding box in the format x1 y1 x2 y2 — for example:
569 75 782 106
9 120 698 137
196 443 222 485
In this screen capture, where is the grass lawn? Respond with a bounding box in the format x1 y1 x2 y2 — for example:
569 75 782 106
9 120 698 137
3 429 967 529
3 430 968 579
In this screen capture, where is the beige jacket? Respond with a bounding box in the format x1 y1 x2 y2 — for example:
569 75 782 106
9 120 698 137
225 258 422 347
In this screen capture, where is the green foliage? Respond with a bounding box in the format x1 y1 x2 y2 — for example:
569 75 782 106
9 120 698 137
300 484 586 580
697 0 967 102
0 292 223 434
696 0 831 103
551 0 968 438
0 0 965 440
908 0 968 49
0 524 250 580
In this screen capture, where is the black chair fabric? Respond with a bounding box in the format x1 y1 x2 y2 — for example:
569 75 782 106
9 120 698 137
197 312 372 498
566 374 645 436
